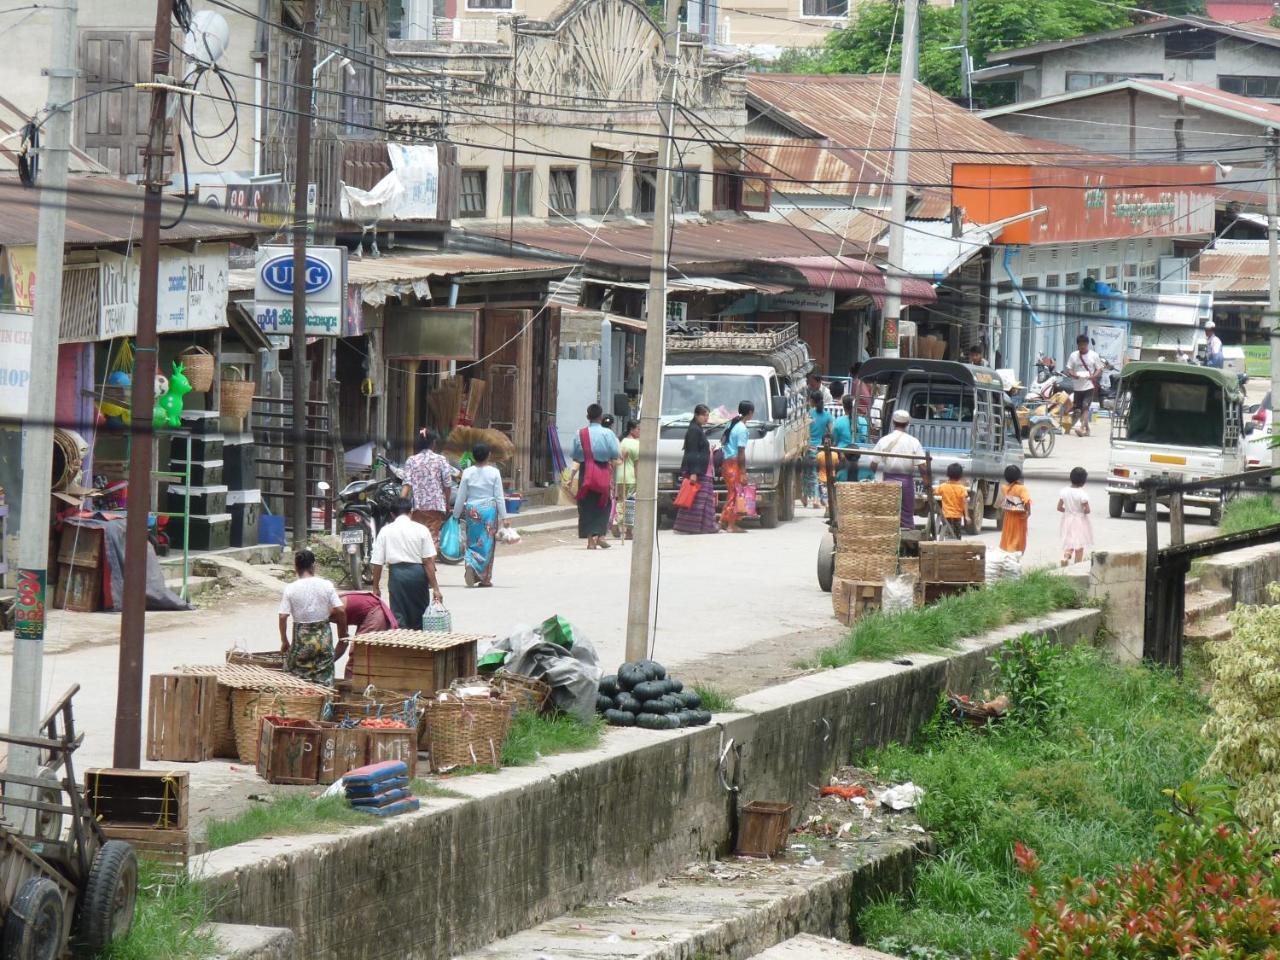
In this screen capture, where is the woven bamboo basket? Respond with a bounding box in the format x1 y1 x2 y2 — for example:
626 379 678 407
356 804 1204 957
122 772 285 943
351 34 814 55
178 346 215 392
836 513 901 541
212 685 237 757
231 690 326 763
219 366 256 419
835 552 898 583
836 482 902 520
454 672 551 715
325 687 425 729
835 532 899 558
424 691 514 772
226 650 287 671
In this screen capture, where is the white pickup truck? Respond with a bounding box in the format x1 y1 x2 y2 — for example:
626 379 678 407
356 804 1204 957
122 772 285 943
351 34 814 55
656 322 813 528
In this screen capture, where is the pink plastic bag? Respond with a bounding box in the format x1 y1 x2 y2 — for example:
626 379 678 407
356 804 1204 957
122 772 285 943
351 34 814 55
737 483 758 517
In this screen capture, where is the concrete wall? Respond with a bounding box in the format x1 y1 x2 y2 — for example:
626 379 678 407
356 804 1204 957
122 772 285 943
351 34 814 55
196 607 1100 960
1200 541 1280 605
1088 549 1146 663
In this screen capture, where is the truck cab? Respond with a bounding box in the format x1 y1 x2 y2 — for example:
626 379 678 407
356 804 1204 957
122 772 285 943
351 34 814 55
656 322 812 528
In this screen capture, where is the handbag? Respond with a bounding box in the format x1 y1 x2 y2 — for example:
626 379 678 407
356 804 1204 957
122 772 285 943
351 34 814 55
576 427 612 504
438 515 463 562
674 476 699 510
737 483 759 517
422 602 452 633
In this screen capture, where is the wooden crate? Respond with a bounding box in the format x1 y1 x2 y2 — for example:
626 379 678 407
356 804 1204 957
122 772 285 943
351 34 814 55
53 561 101 612
348 631 483 696
147 673 219 762
101 825 189 875
365 726 418 778
735 801 793 858
918 542 986 584
834 580 883 626
924 581 977 605
57 524 103 568
85 768 188 830
255 717 322 785
316 724 368 785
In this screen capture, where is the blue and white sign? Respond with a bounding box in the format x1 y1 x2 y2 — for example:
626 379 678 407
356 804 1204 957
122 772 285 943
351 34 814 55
253 244 347 336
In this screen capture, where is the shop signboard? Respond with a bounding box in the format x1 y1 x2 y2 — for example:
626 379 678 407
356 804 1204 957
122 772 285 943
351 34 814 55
6 246 36 310
1085 322 1128 368
1244 344 1271 378
253 244 347 336
762 290 835 314
98 244 231 338
0 310 33 417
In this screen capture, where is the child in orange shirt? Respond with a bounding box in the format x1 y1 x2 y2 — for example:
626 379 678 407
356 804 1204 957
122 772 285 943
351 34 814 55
815 447 840 507
1000 464 1032 554
937 462 969 539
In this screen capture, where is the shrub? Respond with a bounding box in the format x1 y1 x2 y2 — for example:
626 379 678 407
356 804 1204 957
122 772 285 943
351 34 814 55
1014 783 1280 959
992 631 1068 729
1202 583 1280 836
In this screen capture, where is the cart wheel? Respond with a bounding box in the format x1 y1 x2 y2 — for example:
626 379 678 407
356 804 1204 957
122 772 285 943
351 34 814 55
75 841 138 954
1027 423 1055 458
817 531 835 593
3 877 65 960
34 766 62 842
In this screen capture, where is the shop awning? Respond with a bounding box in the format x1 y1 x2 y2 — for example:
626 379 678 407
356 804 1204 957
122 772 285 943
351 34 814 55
582 276 793 294
561 304 646 332
765 256 937 307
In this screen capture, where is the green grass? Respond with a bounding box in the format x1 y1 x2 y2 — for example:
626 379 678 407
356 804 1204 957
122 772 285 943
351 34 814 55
859 647 1211 959
500 711 604 766
205 792 366 851
820 571 1083 666
692 683 737 713
103 864 218 960
410 778 468 800
1220 493 1280 534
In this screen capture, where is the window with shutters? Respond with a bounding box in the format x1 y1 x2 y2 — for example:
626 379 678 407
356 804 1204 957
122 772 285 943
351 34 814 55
802 0 847 16
1219 75 1280 98
501 168 532 217
75 29 156 177
549 169 577 216
343 2 377 136
634 162 657 215
672 168 700 214
1165 28 1216 59
591 167 621 214
459 169 486 217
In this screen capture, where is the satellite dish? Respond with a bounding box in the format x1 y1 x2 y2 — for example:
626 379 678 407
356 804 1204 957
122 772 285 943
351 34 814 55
183 10 231 67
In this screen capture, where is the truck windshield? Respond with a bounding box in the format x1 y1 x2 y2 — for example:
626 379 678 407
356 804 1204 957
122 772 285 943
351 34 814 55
662 373 769 425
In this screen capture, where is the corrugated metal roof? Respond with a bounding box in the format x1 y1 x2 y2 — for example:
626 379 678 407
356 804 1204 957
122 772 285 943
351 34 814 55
748 207 885 251
874 219 996 280
0 175 266 248
744 75 1076 195
1193 251 1270 293
767 255 937 306
229 250 572 294
583 275 793 293
1205 1 1273 25
976 15 1280 62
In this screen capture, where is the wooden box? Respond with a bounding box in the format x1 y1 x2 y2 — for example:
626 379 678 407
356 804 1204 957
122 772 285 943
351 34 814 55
85 768 188 830
348 631 484 697
256 716 322 785
924 581 977 605
735 801 793 858
834 580 883 626
147 673 218 763
57 524 103 568
365 726 418 778
101 825 189 875
918 542 986 584
53 561 101 613
316 723 368 785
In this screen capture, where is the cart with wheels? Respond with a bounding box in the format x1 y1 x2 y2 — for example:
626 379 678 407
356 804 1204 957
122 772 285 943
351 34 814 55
0 685 138 959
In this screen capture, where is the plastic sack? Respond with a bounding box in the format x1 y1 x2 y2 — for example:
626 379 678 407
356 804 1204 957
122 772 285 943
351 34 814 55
882 574 916 615
674 476 698 509
422 602 452 633
985 548 1022 582
438 515 463 562
738 483 758 517
486 619 603 722
497 526 521 545
541 613 575 649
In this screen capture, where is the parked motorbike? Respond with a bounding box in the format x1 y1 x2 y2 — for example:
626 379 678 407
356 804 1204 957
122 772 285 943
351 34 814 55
1034 354 1058 384
336 456 404 588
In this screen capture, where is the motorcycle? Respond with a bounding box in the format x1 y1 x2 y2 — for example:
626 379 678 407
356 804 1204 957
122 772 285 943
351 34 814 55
1007 384 1060 459
1034 354 1058 384
336 456 404 588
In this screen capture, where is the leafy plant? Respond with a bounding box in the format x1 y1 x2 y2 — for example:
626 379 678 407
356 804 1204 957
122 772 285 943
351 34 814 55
692 683 737 713
103 863 218 960
992 632 1068 728
1202 583 1280 836
1013 783 1280 959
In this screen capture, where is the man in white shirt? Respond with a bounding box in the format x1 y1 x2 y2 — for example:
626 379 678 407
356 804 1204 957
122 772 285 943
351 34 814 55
371 497 443 631
869 409 927 529
1065 334 1103 437
1203 320 1225 369
806 373 834 408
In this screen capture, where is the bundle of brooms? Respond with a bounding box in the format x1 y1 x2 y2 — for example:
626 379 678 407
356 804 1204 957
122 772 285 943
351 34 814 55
443 425 515 464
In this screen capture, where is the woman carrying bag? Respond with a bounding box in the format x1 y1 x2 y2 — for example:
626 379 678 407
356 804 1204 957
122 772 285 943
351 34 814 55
452 443 510 587
674 404 718 534
572 403 622 550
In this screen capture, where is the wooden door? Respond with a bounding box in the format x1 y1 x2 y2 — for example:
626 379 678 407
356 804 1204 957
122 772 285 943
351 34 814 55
482 309 533 491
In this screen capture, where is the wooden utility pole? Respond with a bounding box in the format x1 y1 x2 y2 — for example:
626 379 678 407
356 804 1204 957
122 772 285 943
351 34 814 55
115 0 174 767
624 0 680 662
292 0 317 547
881 0 919 360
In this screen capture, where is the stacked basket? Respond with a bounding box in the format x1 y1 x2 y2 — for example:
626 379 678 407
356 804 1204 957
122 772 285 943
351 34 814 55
424 686 515 772
832 482 902 625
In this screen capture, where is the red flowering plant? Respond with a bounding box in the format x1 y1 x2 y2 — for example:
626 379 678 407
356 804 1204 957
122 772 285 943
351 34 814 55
1015 783 1280 959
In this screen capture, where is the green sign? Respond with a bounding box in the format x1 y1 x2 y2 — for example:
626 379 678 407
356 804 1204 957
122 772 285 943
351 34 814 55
1244 344 1272 378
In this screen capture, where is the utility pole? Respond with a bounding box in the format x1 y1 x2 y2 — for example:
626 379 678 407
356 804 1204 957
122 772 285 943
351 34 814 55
7 0 78 799
1268 129 1279 489
624 0 680 662
881 0 919 361
291 0 316 549
959 0 971 110
114 0 173 767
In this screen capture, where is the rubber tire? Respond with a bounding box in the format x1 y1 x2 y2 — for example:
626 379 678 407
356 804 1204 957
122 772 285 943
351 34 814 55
1109 494 1124 519
75 841 138 955
964 480 985 535
759 497 780 529
347 550 362 589
1123 498 1137 515
779 464 796 522
1028 423 1055 458
817 530 835 593
3 877 65 960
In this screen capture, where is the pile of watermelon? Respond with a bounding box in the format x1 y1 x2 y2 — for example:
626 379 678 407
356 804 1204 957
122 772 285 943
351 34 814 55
595 660 712 729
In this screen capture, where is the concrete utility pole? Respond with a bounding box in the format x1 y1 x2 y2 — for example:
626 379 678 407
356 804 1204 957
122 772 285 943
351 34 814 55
115 0 174 767
7 0 79 800
881 0 919 360
1268 129 1279 489
959 0 971 109
624 0 680 662
291 0 317 548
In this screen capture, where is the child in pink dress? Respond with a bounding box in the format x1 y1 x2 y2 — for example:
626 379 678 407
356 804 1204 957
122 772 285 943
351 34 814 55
1057 466 1093 566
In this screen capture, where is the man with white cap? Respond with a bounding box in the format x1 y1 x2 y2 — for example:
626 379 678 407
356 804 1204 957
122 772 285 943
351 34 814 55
1203 320 1224 369
869 409 927 529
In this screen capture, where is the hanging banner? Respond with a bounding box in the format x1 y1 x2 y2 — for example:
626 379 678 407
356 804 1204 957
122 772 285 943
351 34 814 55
97 244 231 338
388 142 439 220
0 311 33 417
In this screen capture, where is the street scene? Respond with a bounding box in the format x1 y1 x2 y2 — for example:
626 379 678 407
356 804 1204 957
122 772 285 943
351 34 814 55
2 0 1280 957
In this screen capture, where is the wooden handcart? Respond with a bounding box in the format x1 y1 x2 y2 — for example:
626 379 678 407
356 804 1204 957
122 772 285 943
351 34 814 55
0 685 138 959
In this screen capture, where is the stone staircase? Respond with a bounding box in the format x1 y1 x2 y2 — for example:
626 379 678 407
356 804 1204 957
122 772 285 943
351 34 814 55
1183 576 1234 647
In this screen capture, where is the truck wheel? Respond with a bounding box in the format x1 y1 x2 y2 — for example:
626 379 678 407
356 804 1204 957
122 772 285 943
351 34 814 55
1108 494 1123 519
75 841 138 954
4 877 65 960
779 465 796 522
759 499 780 529
817 531 835 593
964 481 985 535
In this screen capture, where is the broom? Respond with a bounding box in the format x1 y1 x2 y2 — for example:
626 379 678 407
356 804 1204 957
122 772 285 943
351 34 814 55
443 426 516 465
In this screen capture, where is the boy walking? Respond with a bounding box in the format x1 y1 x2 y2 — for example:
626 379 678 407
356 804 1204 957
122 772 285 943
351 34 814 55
938 462 969 539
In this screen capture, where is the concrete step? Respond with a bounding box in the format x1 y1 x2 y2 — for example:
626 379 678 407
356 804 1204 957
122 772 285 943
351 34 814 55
164 574 220 599
511 503 579 534
454 839 923 960
749 935 902 960
1185 589 1233 622
207 922 296 960
1186 614 1233 645
1184 576 1203 594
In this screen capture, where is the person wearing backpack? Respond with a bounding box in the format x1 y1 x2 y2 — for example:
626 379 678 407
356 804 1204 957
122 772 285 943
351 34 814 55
572 403 622 550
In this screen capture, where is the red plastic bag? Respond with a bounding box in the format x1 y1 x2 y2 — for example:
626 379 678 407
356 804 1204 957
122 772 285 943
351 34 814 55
674 476 699 510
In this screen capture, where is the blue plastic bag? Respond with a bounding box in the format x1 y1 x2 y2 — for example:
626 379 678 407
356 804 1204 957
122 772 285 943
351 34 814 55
438 515 463 562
